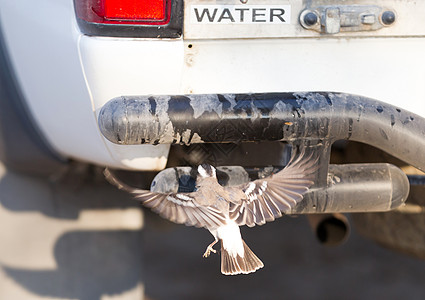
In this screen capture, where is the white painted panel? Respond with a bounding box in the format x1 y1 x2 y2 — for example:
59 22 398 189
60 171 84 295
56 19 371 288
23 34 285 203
181 38 425 117
0 0 114 166
79 36 185 170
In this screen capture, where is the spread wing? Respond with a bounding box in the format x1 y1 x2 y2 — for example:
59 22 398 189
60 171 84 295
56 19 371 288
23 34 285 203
227 148 319 227
104 169 227 229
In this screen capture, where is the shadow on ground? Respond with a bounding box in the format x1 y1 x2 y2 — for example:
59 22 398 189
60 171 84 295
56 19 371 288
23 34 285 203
142 215 425 300
1 165 425 299
2 231 143 300
0 164 137 219
0 165 145 299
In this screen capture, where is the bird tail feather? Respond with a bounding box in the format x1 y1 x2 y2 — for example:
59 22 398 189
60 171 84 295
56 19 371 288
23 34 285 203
221 239 264 275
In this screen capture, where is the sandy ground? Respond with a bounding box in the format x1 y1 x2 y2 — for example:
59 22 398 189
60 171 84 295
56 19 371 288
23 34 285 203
1 162 425 300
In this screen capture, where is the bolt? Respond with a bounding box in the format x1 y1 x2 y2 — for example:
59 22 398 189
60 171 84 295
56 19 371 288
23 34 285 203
303 12 318 26
381 11 395 25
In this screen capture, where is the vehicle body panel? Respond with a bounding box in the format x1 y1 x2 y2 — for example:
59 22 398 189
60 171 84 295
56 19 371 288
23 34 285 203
0 0 424 170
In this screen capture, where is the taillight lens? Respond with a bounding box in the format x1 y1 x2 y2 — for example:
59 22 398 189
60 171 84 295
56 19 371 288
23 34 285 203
104 0 166 20
76 0 171 25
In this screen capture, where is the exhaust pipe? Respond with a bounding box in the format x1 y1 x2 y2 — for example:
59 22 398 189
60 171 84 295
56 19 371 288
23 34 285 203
307 214 350 246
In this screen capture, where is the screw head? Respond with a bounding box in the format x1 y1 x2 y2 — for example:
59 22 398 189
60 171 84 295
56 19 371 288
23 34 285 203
304 12 318 26
381 11 396 25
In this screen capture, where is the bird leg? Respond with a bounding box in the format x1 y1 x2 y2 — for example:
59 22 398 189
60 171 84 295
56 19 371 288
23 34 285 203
203 238 218 258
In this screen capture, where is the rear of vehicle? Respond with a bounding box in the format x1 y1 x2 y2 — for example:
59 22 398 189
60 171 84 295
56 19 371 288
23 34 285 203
1 0 425 255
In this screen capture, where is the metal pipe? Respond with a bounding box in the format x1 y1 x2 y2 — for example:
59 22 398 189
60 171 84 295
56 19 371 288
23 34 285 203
98 93 425 171
149 163 409 214
297 163 409 214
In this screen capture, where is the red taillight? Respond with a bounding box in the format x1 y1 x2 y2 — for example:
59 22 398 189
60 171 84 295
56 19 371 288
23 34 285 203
76 0 171 25
104 0 166 20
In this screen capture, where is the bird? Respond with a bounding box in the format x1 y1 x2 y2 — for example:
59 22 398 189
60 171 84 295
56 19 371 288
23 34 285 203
104 148 318 275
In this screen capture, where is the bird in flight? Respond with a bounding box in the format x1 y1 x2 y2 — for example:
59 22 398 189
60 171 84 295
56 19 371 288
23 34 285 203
104 148 318 275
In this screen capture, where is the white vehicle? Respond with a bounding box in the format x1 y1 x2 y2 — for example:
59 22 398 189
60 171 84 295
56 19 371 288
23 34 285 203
1 0 425 257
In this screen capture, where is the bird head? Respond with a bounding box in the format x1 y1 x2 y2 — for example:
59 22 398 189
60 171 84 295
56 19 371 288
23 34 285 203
197 164 217 179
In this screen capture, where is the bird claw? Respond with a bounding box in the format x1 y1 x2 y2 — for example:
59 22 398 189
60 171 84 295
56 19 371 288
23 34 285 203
203 245 217 258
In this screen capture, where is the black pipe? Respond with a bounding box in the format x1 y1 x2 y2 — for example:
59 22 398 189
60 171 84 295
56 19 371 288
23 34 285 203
98 93 425 172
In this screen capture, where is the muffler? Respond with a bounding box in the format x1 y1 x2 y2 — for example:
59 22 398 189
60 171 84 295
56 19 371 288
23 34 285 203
150 163 409 214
